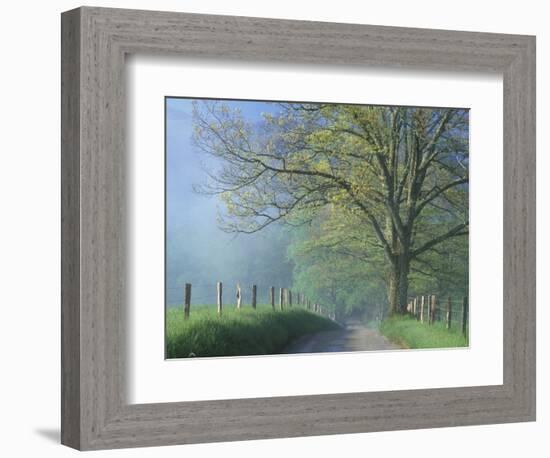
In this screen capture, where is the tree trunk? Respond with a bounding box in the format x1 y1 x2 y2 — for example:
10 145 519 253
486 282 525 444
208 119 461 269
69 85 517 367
387 268 398 315
397 257 410 313
388 254 410 315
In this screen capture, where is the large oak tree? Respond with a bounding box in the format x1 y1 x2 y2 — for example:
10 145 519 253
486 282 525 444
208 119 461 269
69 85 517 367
192 101 469 314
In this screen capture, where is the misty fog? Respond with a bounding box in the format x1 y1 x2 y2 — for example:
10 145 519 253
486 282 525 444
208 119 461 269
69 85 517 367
165 98 469 323
166 98 294 307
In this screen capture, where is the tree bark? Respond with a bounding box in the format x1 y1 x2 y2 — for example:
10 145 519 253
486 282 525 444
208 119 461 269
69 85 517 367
388 253 410 315
387 267 398 315
397 256 410 314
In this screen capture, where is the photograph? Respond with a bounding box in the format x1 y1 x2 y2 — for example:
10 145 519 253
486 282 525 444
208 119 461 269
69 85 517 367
165 97 470 359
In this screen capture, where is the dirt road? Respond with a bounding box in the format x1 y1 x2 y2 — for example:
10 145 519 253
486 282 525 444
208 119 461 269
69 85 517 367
284 320 401 354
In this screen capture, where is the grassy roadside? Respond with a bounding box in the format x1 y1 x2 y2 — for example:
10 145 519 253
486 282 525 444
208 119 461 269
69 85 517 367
166 305 340 358
380 315 468 349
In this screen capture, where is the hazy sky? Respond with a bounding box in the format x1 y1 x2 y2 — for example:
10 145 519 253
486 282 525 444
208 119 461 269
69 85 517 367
166 98 278 232
165 98 292 306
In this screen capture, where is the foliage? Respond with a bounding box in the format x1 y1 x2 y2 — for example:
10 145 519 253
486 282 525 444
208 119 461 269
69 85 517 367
287 207 387 321
193 102 469 314
166 305 340 358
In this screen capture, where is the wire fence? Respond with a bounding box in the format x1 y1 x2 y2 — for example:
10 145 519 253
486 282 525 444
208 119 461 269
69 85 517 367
166 282 286 306
405 295 469 336
168 283 468 334
172 281 335 321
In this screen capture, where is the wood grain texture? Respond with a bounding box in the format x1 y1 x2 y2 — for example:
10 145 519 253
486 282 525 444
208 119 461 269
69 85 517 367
60 7 81 450
61 6 536 450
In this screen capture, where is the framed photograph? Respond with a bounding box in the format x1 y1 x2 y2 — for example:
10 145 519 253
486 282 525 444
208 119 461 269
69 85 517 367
163 97 470 359
61 6 535 450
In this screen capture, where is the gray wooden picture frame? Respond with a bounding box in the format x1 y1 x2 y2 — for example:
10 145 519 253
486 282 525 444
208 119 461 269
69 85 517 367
61 6 536 451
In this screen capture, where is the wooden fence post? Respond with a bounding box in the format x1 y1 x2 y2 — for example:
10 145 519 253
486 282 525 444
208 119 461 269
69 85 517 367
446 296 452 329
288 290 292 307
252 285 257 310
217 282 223 315
184 283 191 320
420 296 425 323
279 288 284 310
236 283 242 309
429 295 437 325
270 286 275 309
462 296 469 336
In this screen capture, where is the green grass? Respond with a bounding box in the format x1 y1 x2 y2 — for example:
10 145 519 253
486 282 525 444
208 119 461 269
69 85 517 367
380 315 469 349
166 304 340 358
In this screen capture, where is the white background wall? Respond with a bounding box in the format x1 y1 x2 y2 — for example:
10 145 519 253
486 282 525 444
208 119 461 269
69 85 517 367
0 1 546 456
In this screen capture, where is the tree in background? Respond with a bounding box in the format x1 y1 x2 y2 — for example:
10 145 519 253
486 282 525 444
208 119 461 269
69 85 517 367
287 205 387 320
193 102 469 314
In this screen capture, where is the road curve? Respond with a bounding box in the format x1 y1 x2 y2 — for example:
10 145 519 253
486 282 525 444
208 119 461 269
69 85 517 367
283 320 401 354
